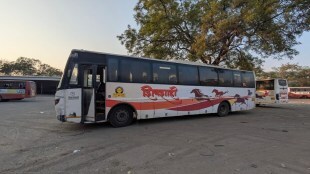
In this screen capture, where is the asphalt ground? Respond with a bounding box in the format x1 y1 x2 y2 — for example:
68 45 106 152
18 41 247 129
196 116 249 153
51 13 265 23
0 96 310 174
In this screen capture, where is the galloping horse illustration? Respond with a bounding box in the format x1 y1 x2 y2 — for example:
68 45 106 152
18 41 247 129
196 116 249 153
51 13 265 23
212 89 228 98
191 89 211 101
234 94 241 98
233 94 248 106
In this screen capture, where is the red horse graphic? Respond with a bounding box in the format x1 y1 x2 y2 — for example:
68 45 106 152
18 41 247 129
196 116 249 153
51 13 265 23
233 94 248 106
212 89 228 98
191 89 211 101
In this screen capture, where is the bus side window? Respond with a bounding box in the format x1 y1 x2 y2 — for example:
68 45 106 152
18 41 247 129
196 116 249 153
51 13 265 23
178 65 199 85
153 73 158 82
107 58 119 82
242 72 255 88
218 69 233 87
152 63 177 84
120 59 151 83
199 67 218 86
233 71 242 87
83 69 93 87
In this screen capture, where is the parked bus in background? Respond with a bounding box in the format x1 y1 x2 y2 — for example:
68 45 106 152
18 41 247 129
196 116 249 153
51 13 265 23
255 79 288 105
55 50 256 127
288 87 310 99
0 80 36 101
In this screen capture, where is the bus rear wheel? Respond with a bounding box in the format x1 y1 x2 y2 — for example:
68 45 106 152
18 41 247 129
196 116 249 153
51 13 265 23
217 102 230 117
109 105 133 127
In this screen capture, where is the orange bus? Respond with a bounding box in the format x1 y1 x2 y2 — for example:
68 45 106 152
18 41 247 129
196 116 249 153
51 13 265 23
0 80 36 101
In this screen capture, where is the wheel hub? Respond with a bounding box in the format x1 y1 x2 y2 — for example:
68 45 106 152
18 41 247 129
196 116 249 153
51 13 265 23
116 110 128 122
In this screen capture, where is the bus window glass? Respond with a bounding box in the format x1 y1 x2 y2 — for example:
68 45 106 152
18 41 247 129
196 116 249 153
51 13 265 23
120 60 151 83
83 69 92 87
242 72 255 88
256 80 274 90
219 69 233 86
178 65 199 85
278 80 287 86
233 71 242 87
153 63 177 84
69 64 78 85
199 67 218 86
107 58 119 81
18 82 25 89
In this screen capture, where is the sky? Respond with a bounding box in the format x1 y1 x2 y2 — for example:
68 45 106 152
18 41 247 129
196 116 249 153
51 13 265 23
0 0 309 71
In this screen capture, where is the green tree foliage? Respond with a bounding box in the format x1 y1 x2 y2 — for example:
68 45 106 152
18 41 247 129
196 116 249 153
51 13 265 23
118 0 310 68
37 63 63 76
258 63 310 86
0 57 62 76
13 57 41 75
224 52 264 74
0 60 15 75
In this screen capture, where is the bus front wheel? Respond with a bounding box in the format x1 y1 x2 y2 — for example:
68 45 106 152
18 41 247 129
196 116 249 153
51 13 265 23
109 105 133 127
217 102 230 117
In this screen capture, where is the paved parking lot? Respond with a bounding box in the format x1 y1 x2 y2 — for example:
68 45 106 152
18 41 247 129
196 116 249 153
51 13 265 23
0 96 310 174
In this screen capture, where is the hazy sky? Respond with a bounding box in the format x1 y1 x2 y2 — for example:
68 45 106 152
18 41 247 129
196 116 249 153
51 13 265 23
0 0 309 71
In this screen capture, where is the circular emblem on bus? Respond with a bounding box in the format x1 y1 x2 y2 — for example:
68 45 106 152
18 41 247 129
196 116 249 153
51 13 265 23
113 86 126 97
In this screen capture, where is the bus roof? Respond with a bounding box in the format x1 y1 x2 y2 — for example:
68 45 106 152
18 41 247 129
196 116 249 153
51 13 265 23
71 49 254 73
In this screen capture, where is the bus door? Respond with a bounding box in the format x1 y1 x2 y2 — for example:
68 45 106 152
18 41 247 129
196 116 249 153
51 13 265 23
80 64 97 123
94 65 106 121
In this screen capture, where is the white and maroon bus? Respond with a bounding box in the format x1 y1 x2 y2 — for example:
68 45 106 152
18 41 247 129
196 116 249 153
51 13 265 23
55 50 256 127
288 87 310 99
255 79 288 105
0 80 36 101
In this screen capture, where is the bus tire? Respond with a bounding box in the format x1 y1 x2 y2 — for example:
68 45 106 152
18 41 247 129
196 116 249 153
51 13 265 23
108 105 133 127
0 95 2 102
217 102 230 117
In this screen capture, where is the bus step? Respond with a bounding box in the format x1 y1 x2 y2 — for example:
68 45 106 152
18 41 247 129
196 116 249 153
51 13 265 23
96 100 105 103
96 107 105 110
96 113 105 120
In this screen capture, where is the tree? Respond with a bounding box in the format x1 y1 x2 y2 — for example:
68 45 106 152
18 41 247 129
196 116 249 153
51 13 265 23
13 57 41 75
224 51 264 74
37 63 63 76
0 60 15 75
0 57 62 76
271 63 301 80
257 63 310 86
118 0 310 67
297 68 310 86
